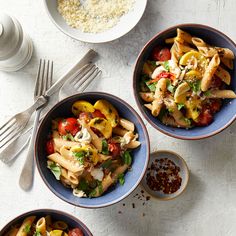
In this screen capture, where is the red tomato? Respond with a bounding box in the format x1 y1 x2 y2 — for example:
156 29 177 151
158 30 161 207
195 109 213 126
68 228 84 236
78 112 91 123
147 72 175 84
108 141 121 157
92 109 106 119
152 47 171 61
208 99 221 114
58 118 80 136
46 140 54 155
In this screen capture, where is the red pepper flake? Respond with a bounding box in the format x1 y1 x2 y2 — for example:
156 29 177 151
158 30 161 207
146 158 182 194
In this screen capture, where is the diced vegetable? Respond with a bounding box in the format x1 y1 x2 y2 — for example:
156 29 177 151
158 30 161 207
93 100 119 127
72 100 95 117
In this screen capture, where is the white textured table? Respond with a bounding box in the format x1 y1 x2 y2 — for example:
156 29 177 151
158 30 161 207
1 1 236 235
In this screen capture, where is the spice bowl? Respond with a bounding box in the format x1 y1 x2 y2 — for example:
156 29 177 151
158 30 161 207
141 150 189 200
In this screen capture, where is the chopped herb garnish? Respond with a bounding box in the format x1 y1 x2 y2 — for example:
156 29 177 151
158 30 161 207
98 181 103 195
33 229 42 236
188 80 201 93
204 90 211 96
101 139 109 155
166 79 175 93
158 108 167 120
148 60 157 67
146 82 157 92
177 103 185 110
163 61 170 71
100 159 112 169
78 178 89 192
122 151 132 165
47 162 61 180
89 189 97 198
183 118 192 126
73 151 89 164
62 133 75 141
118 173 125 185
24 224 31 233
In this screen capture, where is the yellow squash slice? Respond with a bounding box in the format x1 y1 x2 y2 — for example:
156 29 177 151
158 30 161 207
89 118 112 139
179 51 207 66
50 230 68 236
72 100 95 116
93 100 119 127
186 98 202 121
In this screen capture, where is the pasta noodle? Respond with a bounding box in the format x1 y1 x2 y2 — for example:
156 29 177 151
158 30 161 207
46 99 140 198
36 217 46 236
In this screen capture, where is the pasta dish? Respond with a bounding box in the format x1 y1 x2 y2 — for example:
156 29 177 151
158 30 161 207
46 99 140 198
4 215 84 236
140 28 236 128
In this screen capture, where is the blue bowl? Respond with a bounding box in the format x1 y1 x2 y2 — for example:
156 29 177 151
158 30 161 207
35 92 150 208
133 24 236 140
0 209 93 236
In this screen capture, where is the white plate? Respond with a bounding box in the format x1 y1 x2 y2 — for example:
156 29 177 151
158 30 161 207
44 0 147 43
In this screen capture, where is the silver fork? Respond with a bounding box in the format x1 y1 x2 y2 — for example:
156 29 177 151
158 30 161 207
59 63 101 100
19 59 53 191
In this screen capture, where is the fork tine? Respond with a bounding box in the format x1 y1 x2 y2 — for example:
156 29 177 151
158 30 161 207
0 125 21 143
69 64 93 85
80 69 101 92
0 117 16 133
73 67 101 92
0 119 17 136
0 127 23 149
42 60 49 94
47 61 53 90
34 59 44 98
73 65 97 88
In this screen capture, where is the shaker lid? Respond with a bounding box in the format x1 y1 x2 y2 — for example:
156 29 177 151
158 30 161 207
0 13 22 60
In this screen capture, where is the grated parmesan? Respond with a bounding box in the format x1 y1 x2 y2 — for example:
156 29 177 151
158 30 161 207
57 0 135 33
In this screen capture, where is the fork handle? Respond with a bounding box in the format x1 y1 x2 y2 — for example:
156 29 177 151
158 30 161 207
25 96 47 114
19 109 41 191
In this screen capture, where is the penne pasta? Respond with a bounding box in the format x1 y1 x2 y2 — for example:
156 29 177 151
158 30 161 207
119 118 135 131
208 90 236 98
53 221 68 230
139 92 154 102
221 57 233 69
16 216 36 236
36 217 46 236
201 54 220 91
112 126 128 136
124 140 141 149
215 66 231 85
177 28 193 44
48 153 84 173
216 47 235 59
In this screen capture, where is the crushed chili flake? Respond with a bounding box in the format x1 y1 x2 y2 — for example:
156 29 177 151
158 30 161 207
146 158 182 194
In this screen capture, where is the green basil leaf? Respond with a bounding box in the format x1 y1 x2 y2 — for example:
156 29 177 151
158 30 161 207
183 118 192 126
62 133 75 141
166 79 175 93
204 90 211 96
97 181 103 195
73 151 90 164
47 162 61 180
163 61 170 71
100 159 112 169
146 82 157 92
188 80 201 93
24 224 31 233
78 178 89 192
33 231 42 236
122 151 132 165
101 139 109 155
177 103 185 110
118 173 125 185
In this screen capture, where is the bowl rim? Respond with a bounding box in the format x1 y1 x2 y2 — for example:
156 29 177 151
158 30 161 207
133 23 236 140
35 92 150 208
43 0 148 44
0 209 93 236
141 150 190 201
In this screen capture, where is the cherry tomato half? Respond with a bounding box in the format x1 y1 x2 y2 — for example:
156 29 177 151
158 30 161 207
108 141 121 157
152 47 171 61
46 140 54 155
195 109 213 126
68 228 84 236
92 109 106 119
58 118 81 136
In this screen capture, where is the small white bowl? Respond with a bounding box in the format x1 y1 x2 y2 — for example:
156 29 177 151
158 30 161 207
44 0 147 43
141 150 189 200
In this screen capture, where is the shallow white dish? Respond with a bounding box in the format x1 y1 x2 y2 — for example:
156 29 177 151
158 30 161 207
141 150 189 200
44 0 147 43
